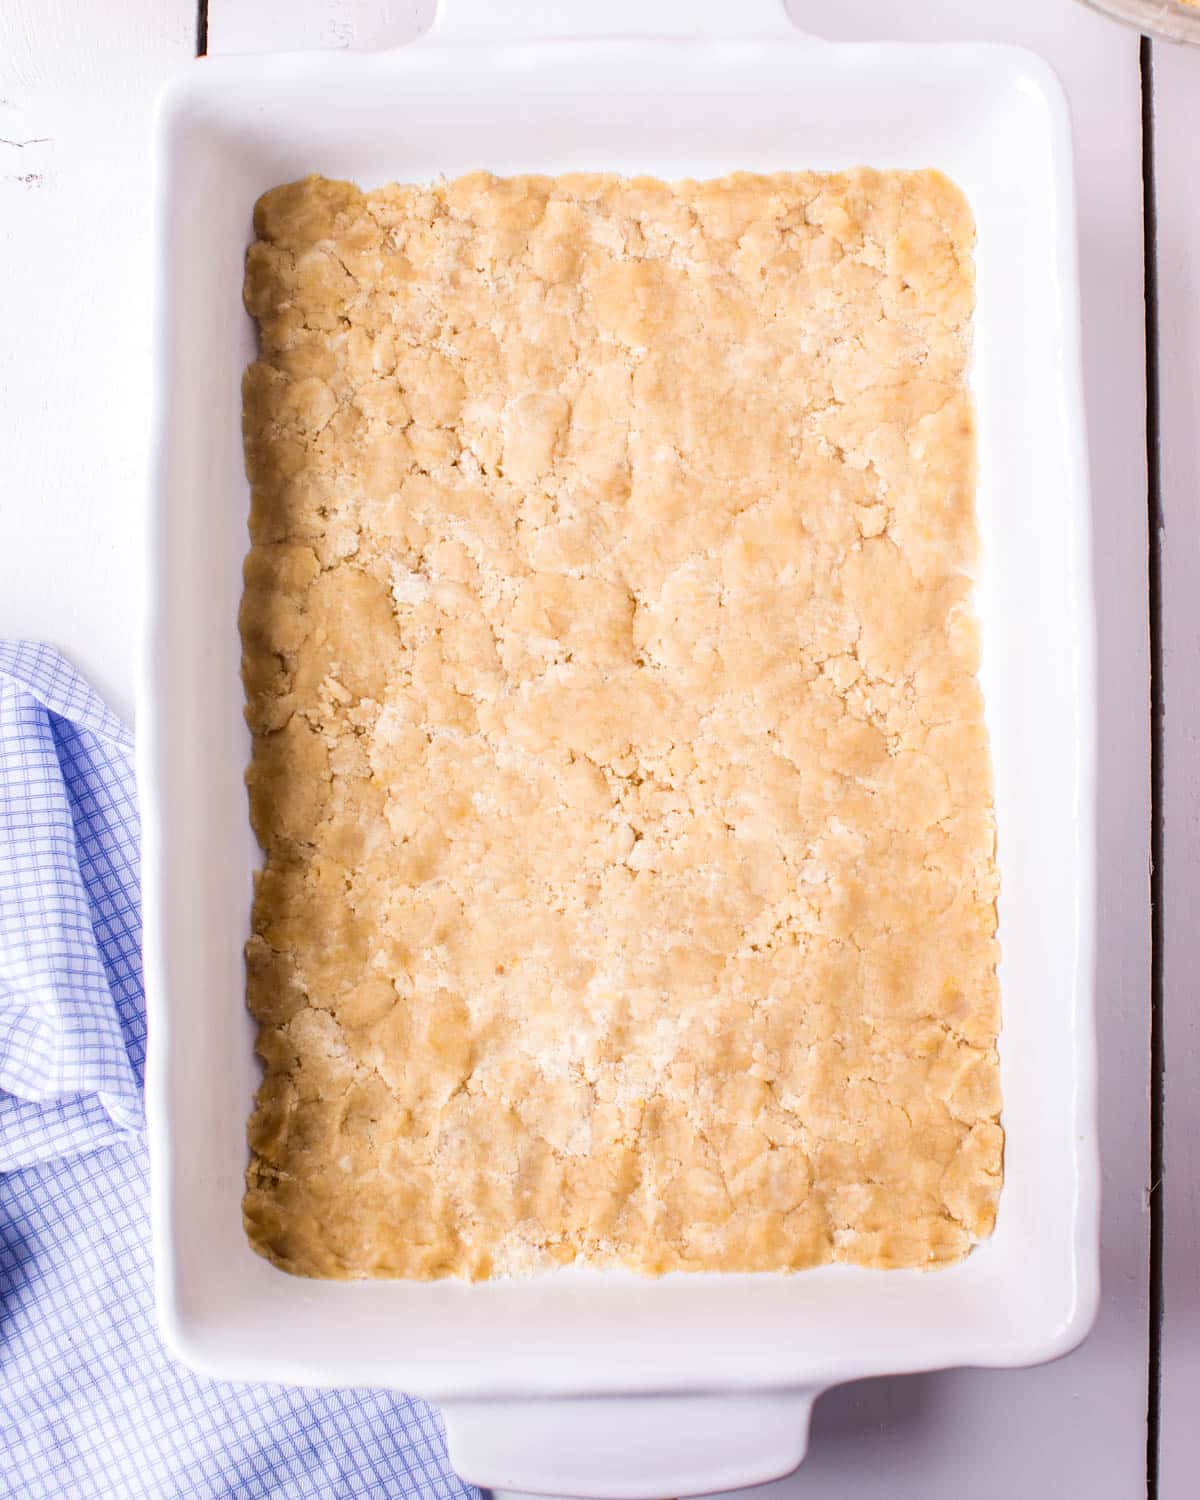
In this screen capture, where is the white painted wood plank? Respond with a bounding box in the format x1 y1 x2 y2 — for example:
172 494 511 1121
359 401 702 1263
1150 34 1200 1500
209 0 434 53
0 0 1150 1488
0 0 195 723
213 0 1149 1494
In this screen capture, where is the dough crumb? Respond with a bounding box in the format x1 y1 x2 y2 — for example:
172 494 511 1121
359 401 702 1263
240 168 1002 1281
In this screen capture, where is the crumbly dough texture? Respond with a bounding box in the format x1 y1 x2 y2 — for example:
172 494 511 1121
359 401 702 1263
240 169 1002 1280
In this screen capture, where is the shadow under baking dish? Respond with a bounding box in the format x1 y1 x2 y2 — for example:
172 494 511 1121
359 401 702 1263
142 27 1097 1402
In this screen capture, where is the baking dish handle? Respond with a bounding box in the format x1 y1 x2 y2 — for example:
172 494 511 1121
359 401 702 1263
440 1388 821 1499
427 0 810 44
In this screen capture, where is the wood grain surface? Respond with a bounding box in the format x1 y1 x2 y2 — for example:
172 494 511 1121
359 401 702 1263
0 0 194 721
1 0 1179 1493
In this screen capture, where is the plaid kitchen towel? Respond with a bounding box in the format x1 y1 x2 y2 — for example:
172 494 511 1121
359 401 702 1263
0 641 476 1500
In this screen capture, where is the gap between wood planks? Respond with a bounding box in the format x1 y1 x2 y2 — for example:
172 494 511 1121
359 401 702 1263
1141 31 1164 1500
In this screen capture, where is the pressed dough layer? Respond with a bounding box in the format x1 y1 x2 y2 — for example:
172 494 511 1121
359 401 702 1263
240 169 1002 1280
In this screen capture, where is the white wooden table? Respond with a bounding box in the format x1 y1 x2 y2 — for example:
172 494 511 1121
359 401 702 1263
1 0 1189 1493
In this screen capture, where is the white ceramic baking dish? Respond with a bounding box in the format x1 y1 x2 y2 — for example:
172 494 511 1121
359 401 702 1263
140 3 1099 1494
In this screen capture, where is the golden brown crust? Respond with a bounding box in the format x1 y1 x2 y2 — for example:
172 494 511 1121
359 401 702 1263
239 169 1001 1280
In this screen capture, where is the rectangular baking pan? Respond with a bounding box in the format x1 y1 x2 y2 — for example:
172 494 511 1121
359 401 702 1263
140 3 1098 1493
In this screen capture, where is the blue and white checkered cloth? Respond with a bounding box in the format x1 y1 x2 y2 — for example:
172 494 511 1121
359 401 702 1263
0 641 477 1500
